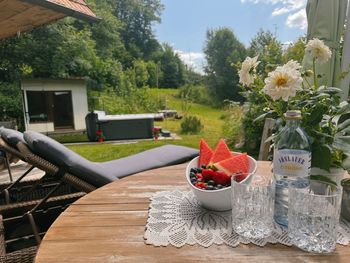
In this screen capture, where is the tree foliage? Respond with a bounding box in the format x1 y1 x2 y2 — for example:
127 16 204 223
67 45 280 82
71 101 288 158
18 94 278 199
248 29 283 76
114 0 163 61
159 44 185 88
283 37 306 63
204 28 246 102
0 0 195 126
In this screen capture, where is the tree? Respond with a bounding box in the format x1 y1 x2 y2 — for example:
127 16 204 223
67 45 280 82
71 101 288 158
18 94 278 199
248 29 283 76
133 60 149 87
145 61 159 87
283 37 306 63
114 0 164 59
204 27 246 102
248 29 275 56
159 44 185 88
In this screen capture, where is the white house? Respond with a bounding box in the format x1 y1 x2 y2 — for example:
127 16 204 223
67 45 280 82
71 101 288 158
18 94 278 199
21 78 89 133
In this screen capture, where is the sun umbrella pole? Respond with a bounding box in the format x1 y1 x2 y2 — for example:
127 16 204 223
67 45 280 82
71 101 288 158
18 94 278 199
340 0 350 100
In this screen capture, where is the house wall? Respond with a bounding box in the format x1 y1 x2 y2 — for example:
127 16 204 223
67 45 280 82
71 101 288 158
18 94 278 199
22 79 88 133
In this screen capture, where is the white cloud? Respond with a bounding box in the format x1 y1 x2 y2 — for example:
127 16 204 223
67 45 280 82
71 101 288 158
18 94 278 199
241 0 307 30
272 7 290 16
286 9 307 29
175 50 206 75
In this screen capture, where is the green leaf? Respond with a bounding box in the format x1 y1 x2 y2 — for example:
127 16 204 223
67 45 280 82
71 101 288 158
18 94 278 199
317 86 342 94
342 154 350 173
253 111 273 122
310 175 337 187
341 177 350 187
310 93 330 100
337 102 350 115
333 135 350 153
338 118 350 131
265 134 277 143
312 144 332 171
307 104 327 126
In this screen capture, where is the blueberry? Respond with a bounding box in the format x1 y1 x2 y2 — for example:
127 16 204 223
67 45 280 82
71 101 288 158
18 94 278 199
190 168 196 173
190 172 197 178
217 184 223 189
206 185 214 190
207 180 215 186
201 164 207 169
196 168 202 173
191 178 197 184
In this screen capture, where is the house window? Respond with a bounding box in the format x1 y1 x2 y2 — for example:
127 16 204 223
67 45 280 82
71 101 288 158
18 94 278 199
26 90 74 128
27 91 50 123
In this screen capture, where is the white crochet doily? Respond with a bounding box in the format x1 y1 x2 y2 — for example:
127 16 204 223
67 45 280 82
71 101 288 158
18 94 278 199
144 190 350 248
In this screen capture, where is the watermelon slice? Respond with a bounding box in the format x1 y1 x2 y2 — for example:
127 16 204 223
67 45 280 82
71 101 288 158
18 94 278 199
198 139 213 167
213 153 249 176
209 139 232 165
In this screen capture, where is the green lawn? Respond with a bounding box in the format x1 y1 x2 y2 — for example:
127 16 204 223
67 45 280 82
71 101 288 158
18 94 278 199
61 89 241 162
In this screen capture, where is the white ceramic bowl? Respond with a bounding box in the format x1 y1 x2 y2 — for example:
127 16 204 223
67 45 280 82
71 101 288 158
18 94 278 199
186 153 257 211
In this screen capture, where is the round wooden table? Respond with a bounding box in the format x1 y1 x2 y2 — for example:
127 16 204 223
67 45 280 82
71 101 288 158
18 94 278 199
35 161 350 263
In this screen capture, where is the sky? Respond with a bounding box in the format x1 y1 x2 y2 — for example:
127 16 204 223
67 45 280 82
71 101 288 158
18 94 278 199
155 0 308 74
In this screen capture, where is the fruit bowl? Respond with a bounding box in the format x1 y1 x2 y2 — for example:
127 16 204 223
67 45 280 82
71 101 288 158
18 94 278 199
186 153 257 211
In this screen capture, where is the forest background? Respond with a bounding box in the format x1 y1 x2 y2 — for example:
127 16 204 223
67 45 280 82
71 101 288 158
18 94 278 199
0 0 306 155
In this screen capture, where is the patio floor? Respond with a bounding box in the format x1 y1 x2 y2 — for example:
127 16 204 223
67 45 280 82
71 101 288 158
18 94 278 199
0 160 45 184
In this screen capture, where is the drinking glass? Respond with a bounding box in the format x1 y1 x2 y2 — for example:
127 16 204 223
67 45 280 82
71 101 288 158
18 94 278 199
288 180 342 253
231 176 275 239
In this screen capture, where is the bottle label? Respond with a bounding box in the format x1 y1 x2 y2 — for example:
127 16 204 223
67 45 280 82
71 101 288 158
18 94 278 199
273 149 311 177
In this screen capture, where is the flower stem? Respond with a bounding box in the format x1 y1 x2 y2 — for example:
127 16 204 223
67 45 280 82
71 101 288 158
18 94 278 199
312 58 318 89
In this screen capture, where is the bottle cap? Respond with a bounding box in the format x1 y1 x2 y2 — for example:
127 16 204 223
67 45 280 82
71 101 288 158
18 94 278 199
284 110 302 120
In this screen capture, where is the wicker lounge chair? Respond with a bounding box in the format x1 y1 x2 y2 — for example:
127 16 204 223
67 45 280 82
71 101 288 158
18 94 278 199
0 128 85 205
21 130 198 188
1 129 198 247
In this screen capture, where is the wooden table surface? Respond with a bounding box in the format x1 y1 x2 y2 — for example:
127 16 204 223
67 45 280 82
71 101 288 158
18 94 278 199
35 161 350 263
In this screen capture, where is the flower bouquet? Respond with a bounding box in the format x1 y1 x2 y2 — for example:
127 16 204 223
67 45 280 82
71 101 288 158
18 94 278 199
95 129 105 143
238 38 350 180
153 127 161 140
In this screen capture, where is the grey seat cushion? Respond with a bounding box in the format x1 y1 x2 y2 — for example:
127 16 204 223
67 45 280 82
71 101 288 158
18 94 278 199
98 145 199 179
24 131 112 187
24 131 198 187
0 127 25 148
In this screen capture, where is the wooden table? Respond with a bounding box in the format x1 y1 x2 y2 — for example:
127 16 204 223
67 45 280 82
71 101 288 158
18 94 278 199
35 161 350 263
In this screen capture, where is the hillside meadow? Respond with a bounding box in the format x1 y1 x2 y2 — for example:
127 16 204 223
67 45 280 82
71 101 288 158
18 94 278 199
57 88 243 162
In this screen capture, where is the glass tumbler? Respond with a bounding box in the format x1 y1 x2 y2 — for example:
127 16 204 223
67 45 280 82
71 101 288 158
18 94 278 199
231 176 275 239
288 180 342 253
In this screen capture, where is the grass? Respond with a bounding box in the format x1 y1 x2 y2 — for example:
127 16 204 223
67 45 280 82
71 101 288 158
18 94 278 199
57 88 241 162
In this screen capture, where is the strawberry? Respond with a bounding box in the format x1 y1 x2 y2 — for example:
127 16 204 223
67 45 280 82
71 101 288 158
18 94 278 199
195 182 207 189
196 173 203 181
212 171 231 185
201 169 216 181
234 172 249 182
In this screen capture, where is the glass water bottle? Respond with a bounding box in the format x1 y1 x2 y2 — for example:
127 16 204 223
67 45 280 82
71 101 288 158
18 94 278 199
273 110 311 227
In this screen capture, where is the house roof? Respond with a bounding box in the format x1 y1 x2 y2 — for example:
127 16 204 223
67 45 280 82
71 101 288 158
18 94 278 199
0 0 99 40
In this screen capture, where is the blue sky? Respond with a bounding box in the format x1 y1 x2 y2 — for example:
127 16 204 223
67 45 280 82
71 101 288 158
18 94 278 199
155 0 307 73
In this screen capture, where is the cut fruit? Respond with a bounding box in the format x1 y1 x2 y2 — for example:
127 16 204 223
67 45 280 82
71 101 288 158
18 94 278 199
234 172 249 183
202 169 215 181
212 170 231 185
213 154 249 176
209 139 232 165
198 139 213 167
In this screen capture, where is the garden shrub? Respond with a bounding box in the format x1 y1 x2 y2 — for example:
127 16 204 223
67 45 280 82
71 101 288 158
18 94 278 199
221 102 244 149
177 85 211 105
180 115 203 134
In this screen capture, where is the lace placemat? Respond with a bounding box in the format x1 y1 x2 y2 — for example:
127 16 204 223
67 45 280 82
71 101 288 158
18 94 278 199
144 190 350 248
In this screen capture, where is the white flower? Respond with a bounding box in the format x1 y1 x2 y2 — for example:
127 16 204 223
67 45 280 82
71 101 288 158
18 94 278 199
262 62 303 101
284 60 302 72
238 56 260 86
305 38 332 64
